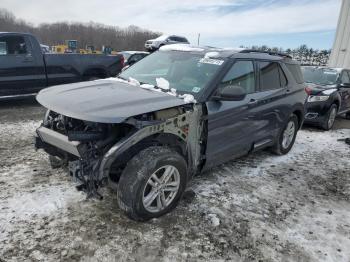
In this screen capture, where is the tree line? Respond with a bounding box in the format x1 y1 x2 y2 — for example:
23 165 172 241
0 8 160 51
1 7 332 63
241 44 331 66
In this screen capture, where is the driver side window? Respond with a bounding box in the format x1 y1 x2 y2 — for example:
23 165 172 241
219 60 255 94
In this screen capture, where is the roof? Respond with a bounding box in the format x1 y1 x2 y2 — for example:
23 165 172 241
159 44 295 61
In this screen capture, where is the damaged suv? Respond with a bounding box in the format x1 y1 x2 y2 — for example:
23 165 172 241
35 45 306 221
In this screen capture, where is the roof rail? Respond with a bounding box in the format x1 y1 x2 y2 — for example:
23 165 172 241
239 49 292 59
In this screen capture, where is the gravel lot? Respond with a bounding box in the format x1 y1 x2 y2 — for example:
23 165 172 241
0 98 350 262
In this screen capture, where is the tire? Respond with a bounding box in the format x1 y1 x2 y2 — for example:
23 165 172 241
322 104 338 130
271 114 299 155
49 155 66 169
117 146 187 221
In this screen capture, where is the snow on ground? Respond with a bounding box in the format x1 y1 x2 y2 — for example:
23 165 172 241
0 101 349 261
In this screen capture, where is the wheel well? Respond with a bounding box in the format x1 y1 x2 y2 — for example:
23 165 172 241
83 68 108 79
292 110 303 128
333 100 340 110
108 133 187 183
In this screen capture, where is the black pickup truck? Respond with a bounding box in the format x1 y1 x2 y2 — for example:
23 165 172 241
0 32 124 99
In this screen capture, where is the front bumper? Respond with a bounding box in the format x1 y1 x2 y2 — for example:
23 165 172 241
144 43 156 51
304 101 330 124
35 126 82 157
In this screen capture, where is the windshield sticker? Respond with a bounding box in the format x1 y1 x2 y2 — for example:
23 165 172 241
199 58 224 66
192 86 201 93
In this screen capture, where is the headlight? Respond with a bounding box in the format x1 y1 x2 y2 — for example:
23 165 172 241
307 95 329 102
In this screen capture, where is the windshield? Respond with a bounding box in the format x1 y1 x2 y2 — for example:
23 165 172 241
302 67 339 86
119 51 225 95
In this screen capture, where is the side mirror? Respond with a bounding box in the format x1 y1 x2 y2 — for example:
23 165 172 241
340 83 350 88
212 85 247 101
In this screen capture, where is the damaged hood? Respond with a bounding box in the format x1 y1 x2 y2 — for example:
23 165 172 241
36 79 188 123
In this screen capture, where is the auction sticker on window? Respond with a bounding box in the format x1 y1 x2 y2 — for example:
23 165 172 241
199 57 224 66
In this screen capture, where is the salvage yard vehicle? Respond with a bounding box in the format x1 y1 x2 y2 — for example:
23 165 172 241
145 35 189 51
0 32 124 99
302 66 350 130
119 51 149 67
35 45 307 221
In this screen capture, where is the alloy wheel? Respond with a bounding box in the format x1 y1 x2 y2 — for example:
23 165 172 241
282 121 296 149
142 165 180 213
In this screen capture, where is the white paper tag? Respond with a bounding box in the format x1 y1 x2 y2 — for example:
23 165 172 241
199 58 224 66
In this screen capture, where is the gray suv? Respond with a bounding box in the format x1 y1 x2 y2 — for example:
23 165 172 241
35 46 307 221
145 35 189 51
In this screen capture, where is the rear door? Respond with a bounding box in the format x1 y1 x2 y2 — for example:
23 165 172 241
339 70 350 112
205 59 260 167
254 61 289 139
0 34 46 97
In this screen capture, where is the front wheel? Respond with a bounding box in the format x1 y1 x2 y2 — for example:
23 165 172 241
322 104 338 130
117 146 187 221
271 114 299 155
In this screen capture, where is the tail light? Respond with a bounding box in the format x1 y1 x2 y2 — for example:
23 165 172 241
305 87 312 95
120 55 125 67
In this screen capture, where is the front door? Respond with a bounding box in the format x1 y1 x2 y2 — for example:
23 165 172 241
0 35 46 97
205 60 259 168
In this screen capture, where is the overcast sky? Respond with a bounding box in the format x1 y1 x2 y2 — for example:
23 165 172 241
1 0 342 49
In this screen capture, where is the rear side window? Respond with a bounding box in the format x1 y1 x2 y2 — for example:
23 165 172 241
341 71 350 84
285 63 304 84
258 61 285 91
0 36 27 55
219 60 255 94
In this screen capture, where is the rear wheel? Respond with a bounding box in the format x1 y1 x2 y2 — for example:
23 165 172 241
117 146 187 221
271 114 298 155
322 104 337 130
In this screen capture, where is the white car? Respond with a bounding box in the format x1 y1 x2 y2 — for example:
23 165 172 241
145 35 189 51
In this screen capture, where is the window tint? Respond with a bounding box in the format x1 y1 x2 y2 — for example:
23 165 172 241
259 62 282 91
286 63 304 84
219 60 255 94
0 36 27 55
341 71 350 84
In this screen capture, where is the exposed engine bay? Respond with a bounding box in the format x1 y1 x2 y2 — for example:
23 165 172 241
35 105 204 199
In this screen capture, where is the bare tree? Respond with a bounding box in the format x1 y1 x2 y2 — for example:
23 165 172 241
0 8 160 51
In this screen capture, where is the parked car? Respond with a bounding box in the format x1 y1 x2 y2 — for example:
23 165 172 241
35 45 306 221
302 66 350 130
119 51 149 67
0 32 124 99
145 35 189 51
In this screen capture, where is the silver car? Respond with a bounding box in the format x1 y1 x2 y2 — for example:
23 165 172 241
145 35 189 51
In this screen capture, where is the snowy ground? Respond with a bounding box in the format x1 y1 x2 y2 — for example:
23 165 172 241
0 98 349 262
